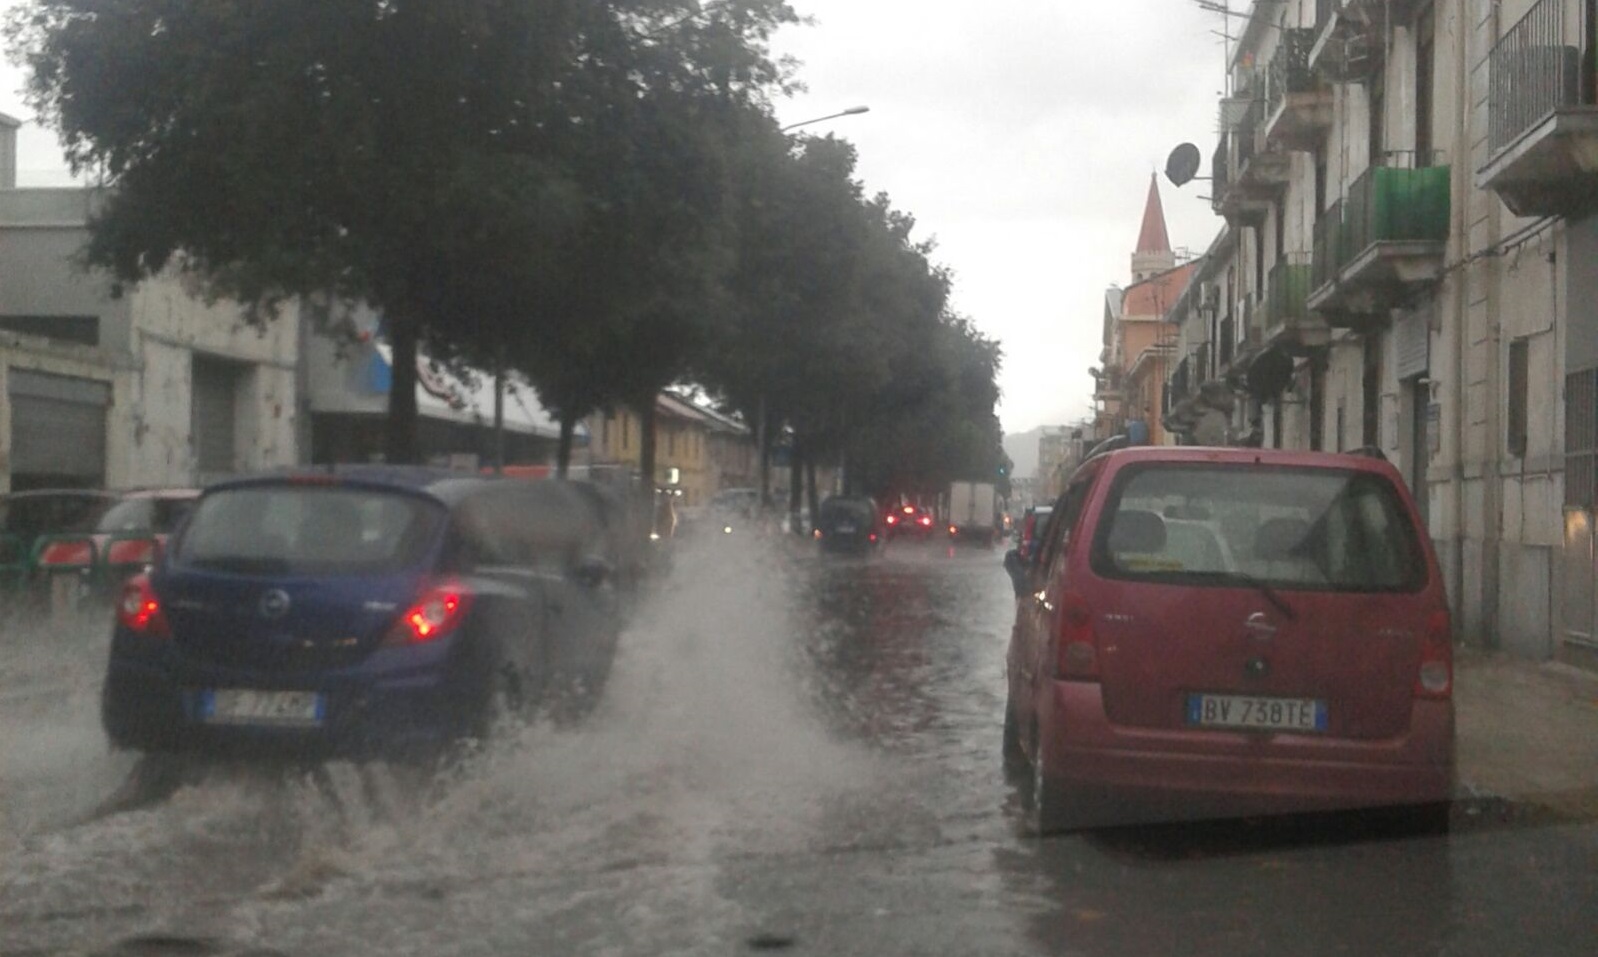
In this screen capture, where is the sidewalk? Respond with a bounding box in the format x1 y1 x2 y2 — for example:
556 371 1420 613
1455 649 1598 819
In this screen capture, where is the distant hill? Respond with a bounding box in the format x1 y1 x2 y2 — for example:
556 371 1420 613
1003 428 1045 479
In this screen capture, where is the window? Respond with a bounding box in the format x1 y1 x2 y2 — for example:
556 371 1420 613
1567 369 1598 508
602 416 611 451
1362 334 1382 447
1415 4 1435 166
1092 465 1425 593
174 487 444 576
0 315 99 346
623 415 631 451
1508 337 1529 458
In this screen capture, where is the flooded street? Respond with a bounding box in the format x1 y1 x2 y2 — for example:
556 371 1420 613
3 535 1597 957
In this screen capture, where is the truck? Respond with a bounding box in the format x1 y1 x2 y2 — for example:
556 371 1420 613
946 481 998 545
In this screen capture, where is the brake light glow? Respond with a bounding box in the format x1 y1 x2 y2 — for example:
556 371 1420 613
902 506 915 514
886 514 898 525
1415 608 1453 699
106 538 159 566
117 574 170 637
385 581 473 645
1055 592 1100 681
38 539 95 567
919 516 932 527
948 525 958 535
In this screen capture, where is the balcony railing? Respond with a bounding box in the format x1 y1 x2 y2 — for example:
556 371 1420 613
1267 29 1318 117
1312 198 1343 291
1267 257 1313 324
1487 0 1586 155
1313 165 1450 286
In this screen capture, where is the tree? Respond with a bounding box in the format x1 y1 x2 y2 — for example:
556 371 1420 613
9 0 797 464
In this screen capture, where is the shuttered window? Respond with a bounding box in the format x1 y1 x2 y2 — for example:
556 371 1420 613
6 369 110 487
191 357 240 475
1507 338 1529 458
1567 369 1598 508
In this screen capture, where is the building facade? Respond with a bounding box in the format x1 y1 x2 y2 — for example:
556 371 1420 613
1156 0 1598 666
0 119 299 493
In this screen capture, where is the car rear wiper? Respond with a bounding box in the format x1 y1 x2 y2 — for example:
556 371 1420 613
1185 570 1296 621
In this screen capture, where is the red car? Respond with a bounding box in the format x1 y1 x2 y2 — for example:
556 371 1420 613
883 503 936 540
33 488 201 581
1004 446 1454 833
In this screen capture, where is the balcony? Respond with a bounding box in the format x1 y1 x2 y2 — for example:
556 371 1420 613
1263 256 1328 353
1478 0 1598 218
1264 28 1332 151
1211 99 1289 227
1309 1 1381 83
1307 164 1450 324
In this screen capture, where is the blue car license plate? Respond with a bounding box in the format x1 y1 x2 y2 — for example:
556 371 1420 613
200 689 325 727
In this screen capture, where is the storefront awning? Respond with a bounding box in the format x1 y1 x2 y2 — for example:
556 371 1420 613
367 344 572 440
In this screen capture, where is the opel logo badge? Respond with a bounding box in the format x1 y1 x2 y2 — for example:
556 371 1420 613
259 589 291 620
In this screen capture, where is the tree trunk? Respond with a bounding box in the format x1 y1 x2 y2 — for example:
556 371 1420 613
756 396 771 510
556 414 576 478
805 457 820 529
492 366 505 474
637 394 659 496
788 437 804 535
385 310 421 465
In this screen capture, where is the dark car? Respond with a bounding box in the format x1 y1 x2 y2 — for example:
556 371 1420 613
1004 447 1454 833
102 467 622 760
883 502 936 540
0 488 117 554
815 496 883 553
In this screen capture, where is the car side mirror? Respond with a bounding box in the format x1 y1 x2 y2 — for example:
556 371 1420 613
1003 549 1027 598
575 555 613 588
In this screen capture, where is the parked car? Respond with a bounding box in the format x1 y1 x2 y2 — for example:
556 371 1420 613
1003 446 1454 833
814 496 884 554
883 502 936 541
0 488 117 554
101 467 623 760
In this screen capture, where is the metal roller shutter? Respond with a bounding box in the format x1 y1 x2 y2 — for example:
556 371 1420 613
7 369 110 488
191 357 239 475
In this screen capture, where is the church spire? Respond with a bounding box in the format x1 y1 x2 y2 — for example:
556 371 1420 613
1131 174 1176 282
1136 174 1171 254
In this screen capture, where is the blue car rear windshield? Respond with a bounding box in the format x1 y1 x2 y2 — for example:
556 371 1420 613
1091 465 1427 593
172 485 445 576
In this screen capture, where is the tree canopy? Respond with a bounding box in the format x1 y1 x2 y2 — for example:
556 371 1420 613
8 0 1005 501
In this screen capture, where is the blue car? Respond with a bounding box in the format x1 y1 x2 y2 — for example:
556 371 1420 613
101 467 623 759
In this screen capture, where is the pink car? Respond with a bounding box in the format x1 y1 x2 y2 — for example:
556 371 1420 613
1004 446 1454 832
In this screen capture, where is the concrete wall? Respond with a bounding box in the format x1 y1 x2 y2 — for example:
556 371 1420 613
127 277 300 485
0 188 304 490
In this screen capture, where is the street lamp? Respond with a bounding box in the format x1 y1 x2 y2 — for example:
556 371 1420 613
780 105 871 133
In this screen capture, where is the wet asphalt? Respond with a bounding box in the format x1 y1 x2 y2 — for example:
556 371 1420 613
1 533 1596 956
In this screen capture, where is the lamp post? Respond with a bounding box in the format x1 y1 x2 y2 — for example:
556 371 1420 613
780 105 871 133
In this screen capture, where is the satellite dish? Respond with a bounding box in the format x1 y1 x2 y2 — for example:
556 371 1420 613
1166 143 1203 187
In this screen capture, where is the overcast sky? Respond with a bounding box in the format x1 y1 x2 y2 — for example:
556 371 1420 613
772 0 1229 433
0 0 1230 436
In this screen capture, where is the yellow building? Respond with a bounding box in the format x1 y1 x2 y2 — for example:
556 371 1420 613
586 392 731 506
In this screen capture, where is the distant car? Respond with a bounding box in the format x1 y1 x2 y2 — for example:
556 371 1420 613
814 496 883 554
0 489 119 600
1016 505 1053 562
0 488 116 553
883 502 936 540
102 467 623 759
1004 446 1454 833
708 486 761 536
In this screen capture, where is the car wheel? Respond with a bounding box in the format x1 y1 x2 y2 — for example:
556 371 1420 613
1002 694 1028 778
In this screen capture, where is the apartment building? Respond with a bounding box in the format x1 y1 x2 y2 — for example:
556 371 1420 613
1160 0 1598 665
